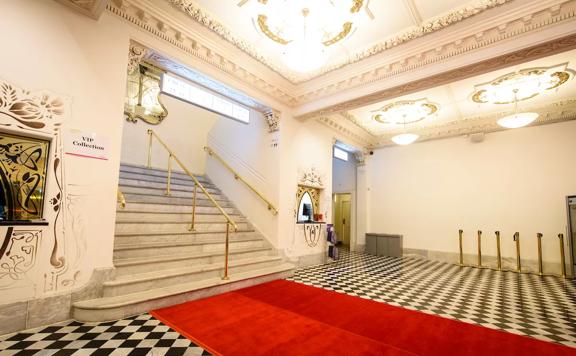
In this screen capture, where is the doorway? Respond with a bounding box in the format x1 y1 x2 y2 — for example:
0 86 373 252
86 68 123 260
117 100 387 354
333 193 352 248
568 196 576 274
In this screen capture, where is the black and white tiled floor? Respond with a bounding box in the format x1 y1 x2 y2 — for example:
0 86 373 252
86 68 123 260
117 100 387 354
1 250 575 355
0 314 211 355
289 250 576 347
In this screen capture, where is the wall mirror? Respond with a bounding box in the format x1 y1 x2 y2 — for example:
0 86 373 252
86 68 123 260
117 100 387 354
297 192 314 222
296 185 320 223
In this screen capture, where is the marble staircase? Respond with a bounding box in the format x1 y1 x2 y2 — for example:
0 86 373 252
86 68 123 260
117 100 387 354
72 164 294 322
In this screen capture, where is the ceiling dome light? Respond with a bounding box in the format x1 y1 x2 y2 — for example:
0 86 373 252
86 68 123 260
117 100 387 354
391 133 419 145
241 0 373 72
372 99 438 124
497 112 539 129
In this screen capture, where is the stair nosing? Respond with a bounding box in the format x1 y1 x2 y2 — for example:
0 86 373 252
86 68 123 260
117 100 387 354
114 229 257 237
73 263 295 310
113 236 264 250
113 247 272 266
103 256 284 286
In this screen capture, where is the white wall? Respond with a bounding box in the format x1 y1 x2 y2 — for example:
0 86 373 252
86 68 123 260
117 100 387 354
332 153 357 193
121 94 218 174
205 110 280 245
0 0 129 303
367 120 576 265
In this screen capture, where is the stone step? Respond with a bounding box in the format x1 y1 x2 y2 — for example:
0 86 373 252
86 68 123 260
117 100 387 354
113 230 262 245
120 164 211 185
102 256 285 297
72 263 295 322
119 171 216 189
122 193 234 207
115 211 244 223
115 221 250 234
113 236 267 259
120 185 226 200
113 247 274 276
119 202 238 215
119 178 221 194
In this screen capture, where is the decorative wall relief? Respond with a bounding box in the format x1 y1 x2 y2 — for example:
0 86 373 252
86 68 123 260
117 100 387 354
264 110 280 133
0 77 87 299
0 133 50 221
299 167 324 189
0 227 41 289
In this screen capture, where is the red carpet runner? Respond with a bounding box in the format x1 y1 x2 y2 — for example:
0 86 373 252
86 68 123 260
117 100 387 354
151 280 574 355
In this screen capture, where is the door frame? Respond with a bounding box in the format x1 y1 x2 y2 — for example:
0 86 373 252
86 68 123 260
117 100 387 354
332 191 356 250
566 195 576 278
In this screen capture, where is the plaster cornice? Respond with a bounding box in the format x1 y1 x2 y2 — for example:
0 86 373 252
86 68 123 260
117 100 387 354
296 33 576 120
55 0 109 19
165 0 515 83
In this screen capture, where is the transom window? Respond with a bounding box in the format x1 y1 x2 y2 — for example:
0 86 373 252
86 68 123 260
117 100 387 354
334 147 349 161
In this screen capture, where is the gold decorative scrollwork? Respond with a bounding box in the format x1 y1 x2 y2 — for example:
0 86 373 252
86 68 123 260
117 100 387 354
0 133 50 221
296 185 320 219
350 0 363 13
124 64 168 125
323 22 353 47
257 15 291 45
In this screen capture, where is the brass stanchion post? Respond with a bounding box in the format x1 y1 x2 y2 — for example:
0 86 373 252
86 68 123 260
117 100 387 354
514 232 521 272
222 222 230 280
558 234 566 278
477 230 482 267
537 233 543 276
495 231 502 270
458 229 464 266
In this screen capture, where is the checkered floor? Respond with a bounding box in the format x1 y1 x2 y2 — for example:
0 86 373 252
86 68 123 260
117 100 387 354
1 250 575 354
0 314 211 355
289 250 576 348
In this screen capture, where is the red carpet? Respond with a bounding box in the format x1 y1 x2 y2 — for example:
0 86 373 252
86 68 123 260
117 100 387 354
151 280 574 355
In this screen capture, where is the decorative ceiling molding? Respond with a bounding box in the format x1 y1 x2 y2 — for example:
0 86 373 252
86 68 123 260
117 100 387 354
55 0 109 19
165 0 514 83
388 99 576 146
296 33 576 120
127 42 148 74
316 116 378 149
105 0 299 107
341 99 576 147
295 1 576 105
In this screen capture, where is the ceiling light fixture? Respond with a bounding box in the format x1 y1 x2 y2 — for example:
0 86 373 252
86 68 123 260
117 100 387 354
372 99 439 125
239 0 372 73
496 89 539 129
391 133 419 145
472 64 574 104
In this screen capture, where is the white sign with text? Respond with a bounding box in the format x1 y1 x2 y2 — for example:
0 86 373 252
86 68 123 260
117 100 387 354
64 130 109 160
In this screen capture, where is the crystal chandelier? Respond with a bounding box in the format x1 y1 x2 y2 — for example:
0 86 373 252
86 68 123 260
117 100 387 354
239 0 372 72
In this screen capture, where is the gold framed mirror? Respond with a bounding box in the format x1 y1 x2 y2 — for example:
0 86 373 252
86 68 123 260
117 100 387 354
124 64 168 125
296 185 320 223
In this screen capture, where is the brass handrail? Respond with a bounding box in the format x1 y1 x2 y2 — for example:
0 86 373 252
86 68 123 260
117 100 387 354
146 130 237 279
204 146 278 215
117 188 126 209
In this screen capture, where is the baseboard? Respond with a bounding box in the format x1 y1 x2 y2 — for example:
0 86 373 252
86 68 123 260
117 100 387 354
0 267 115 336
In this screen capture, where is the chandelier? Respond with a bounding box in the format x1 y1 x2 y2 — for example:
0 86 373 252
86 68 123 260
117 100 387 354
239 0 372 72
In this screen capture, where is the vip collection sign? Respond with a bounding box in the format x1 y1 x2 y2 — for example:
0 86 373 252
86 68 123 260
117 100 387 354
64 130 109 160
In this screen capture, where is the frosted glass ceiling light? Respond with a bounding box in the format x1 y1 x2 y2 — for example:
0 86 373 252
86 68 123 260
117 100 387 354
497 112 539 129
391 133 419 145
496 88 539 129
240 0 373 72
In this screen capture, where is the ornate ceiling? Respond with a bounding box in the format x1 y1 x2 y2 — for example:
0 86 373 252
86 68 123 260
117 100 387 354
57 0 576 149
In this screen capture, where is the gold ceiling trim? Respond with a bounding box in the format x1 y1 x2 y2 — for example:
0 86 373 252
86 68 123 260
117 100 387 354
166 0 515 83
323 22 353 47
257 14 291 45
350 0 363 13
472 67 573 104
372 99 439 125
